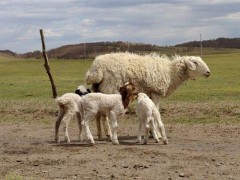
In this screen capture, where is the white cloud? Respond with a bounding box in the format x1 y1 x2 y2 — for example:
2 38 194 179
0 0 239 53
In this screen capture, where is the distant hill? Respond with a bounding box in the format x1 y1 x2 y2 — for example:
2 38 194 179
19 41 163 59
1 38 240 59
175 37 240 49
0 50 16 57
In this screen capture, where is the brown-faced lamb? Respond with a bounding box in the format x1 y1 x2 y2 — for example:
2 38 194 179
79 82 138 145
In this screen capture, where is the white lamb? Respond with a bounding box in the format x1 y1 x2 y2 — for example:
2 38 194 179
85 52 211 110
136 93 168 145
55 85 91 143
80 82 138 145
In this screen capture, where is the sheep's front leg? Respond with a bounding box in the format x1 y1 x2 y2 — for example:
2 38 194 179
151 93 161 111
109 111 119 145
55 108 65 143
102 115 112 141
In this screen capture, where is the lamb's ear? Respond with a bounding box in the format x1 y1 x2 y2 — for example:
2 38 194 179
87 88 91 93
185 60 196 70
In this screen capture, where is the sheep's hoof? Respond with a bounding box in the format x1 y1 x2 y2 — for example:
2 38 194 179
155 139 160 143
97 136 104 141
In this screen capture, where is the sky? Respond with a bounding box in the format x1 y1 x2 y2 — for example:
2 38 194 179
0 0 239 53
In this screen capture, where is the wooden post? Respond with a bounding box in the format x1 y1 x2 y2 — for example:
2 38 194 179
39 29 57 98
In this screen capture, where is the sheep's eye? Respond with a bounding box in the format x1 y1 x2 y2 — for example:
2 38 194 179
193 61 198 65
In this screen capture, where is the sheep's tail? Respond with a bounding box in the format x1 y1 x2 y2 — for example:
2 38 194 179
55 97 78 113
85 68 103 85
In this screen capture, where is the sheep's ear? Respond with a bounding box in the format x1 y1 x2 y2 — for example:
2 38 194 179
185 60 196 70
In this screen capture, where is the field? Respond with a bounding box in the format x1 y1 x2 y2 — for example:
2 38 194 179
0 52 240 179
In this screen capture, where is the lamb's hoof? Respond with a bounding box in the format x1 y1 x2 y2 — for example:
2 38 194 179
155 139 160 143
163 138 168 145
87 139 95 145
112 140 119 145
106 135 112 142
143 140 148 145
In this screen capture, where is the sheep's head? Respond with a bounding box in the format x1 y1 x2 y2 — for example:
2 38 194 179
184 56 210 80
119 82 139 108
75 85 91 96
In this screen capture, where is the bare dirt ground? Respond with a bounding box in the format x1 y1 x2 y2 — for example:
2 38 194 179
0 119 240 180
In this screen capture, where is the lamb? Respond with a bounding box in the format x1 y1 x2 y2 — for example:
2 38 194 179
79 82 138 145
55 85 91 143
85 52 211 110
136 93 168 145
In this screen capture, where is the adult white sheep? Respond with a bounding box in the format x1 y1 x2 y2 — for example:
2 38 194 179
136 93 168 145
85 52 210 109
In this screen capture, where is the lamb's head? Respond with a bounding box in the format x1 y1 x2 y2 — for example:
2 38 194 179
184 56 210 80
75 85 91 96
119 82 139 108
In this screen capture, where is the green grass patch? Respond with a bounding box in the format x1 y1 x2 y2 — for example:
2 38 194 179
0 52 240 124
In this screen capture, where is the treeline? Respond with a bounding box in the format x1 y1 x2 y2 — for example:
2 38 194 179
19 41 162 59
175 38 240 49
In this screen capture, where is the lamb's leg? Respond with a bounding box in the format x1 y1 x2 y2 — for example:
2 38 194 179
143 121 150 145
109 112 119 145
55 107 65 143
155 111 168 145
62 112 72 143
96 114 103 141
149 119 159 143
81 114 95 145
155 120 162 139
136 117 143 143
102 115 112 141
76 112 83 142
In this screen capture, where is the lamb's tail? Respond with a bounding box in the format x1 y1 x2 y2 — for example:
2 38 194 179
55 97 70 106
